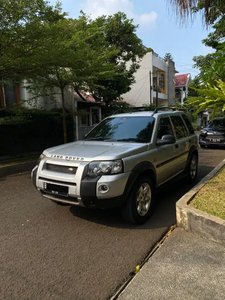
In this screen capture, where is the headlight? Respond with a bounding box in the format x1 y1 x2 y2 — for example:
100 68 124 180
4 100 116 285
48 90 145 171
200 130 207 135
37 153 47 165
87 160 123 177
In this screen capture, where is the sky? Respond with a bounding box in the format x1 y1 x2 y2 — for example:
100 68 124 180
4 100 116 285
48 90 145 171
49 0 214 79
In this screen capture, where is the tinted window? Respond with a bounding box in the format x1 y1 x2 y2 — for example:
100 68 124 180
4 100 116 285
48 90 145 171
157 117 173 139
182 114 194 134
171 116 188 139
84 117 155 143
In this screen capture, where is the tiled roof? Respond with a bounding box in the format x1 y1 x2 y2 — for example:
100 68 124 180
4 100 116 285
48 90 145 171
74 91 96 102
175 73 190 87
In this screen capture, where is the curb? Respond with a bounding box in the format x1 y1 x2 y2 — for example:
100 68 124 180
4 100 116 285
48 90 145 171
0 161 37 178
176 159 225 245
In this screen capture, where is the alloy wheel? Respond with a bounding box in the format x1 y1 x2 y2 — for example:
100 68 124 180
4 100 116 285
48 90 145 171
136 183 152 216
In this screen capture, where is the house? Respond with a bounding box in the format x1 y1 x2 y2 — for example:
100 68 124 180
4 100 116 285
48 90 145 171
175 73 191 104
122 51 176 107
0 80 102 140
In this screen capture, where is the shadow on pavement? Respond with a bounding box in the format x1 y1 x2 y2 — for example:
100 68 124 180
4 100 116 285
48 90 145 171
69 166 214 230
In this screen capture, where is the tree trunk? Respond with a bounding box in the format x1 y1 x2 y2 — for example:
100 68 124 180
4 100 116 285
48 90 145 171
61 87 67 144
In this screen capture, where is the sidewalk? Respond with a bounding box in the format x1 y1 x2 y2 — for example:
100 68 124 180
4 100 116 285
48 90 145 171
117 227 225 300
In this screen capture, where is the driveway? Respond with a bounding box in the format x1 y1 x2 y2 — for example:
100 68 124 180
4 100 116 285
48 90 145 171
0 148 224 300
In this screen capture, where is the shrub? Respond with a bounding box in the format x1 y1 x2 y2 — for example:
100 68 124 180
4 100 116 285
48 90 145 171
0 108 74 156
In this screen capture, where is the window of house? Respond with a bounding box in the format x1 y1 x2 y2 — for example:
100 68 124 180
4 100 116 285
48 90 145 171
158 72 166 94
79 107 101 127
91 107 101 125
171 116 188 139
153 76 157 91
80 113 90 126
4 81 17 107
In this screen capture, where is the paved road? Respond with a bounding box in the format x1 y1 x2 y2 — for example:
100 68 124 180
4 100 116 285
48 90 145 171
0 148 225 300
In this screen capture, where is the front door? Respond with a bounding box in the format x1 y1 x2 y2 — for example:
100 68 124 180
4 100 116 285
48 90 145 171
155 116 180 185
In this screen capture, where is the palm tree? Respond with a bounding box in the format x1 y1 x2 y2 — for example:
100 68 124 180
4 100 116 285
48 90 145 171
169 0 222 24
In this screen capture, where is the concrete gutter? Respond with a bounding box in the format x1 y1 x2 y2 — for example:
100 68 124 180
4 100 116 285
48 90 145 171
0 161 37 178
176 159 225 245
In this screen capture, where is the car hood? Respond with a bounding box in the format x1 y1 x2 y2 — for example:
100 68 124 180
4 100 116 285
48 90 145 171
43 140 148 162
203 127 225 135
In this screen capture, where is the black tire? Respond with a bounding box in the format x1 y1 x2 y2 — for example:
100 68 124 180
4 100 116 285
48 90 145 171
186 153 198 183
122 176 155 224
200 144 205 148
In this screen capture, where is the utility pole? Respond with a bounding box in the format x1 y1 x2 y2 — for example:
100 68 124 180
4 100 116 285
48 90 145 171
156 70 159 108
149 71 152 106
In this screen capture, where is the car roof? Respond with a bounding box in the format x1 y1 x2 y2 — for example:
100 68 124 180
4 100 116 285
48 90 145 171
110 110 185 118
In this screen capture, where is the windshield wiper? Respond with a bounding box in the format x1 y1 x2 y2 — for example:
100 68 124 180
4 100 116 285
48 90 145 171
116 138 149 143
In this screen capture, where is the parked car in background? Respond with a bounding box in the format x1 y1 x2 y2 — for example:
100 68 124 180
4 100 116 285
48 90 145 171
199 117 225 148
32 109 199 224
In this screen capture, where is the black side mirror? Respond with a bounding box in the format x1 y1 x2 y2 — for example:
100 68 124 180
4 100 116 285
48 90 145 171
156 134 175 146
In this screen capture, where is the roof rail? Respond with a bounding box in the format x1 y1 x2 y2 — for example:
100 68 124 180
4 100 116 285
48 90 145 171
152 107 175 116
113 107 147 115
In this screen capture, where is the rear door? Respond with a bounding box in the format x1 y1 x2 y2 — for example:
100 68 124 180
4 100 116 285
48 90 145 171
170 115 189 171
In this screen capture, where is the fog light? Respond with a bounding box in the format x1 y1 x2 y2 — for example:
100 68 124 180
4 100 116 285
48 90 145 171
98 184 110 194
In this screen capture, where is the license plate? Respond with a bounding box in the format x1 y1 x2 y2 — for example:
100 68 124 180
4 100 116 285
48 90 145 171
44 183 68 196
210 139 220 142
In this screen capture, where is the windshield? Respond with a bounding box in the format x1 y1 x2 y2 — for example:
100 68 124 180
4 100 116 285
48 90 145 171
84 116 155 143
207 118 225 129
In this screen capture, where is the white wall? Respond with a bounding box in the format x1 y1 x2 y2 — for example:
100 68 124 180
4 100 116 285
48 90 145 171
122 52 172 107
152 54 167 71
122 52 153 107
20 80 74 111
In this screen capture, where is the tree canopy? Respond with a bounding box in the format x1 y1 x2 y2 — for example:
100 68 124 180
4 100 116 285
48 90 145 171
164 53 174 61
187 80 225 117
0 2 147 142
88 12 146 106
0 0 65 78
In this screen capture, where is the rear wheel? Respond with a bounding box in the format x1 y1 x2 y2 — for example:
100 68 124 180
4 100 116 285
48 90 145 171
186 153 198 183
122 176 155 224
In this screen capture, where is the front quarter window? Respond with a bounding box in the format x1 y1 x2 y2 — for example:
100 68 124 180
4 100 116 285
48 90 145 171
84 116 155 143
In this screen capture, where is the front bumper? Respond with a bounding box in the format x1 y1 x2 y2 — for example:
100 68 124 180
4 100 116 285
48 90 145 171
31 160 130 209
199 137 225 147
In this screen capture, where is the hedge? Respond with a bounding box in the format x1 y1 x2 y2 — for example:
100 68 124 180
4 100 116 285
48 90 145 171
0 108 74 157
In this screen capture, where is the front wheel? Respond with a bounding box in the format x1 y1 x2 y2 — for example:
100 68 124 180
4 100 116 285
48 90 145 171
122 176 155 224
186 153 198 183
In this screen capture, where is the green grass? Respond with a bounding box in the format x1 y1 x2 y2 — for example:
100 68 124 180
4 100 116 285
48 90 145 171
0 156 38 167
190 166 225 220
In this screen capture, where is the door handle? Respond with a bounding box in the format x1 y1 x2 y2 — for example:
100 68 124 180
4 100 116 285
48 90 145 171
175 144 179 148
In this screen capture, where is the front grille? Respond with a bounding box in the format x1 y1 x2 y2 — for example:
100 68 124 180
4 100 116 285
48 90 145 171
39 177 76 186
45 163 77 175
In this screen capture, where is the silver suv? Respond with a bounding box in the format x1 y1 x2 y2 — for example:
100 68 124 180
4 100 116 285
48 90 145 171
31 109 198 224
